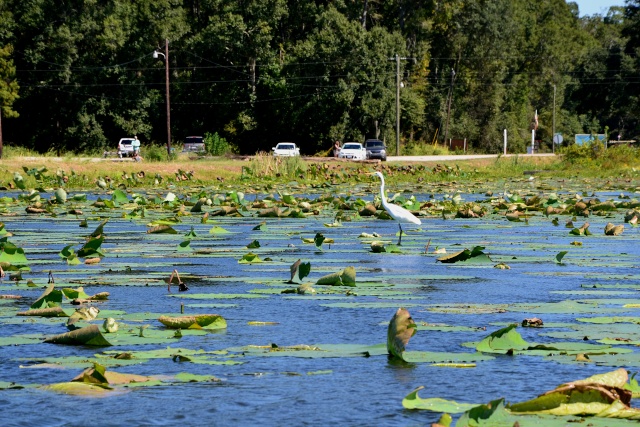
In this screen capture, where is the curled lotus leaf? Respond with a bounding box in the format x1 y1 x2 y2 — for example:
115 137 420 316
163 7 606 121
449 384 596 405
289 259 311 283
370 241 386 253
17 306 70 317
147 225 177 234
77 235 105 257
54 188 67 204
72 363 151 386
211 206 238 216
67 306 100 329
359 204 376 216
44 324 112 346
103 317 119 333
387 307 417 359
316 266 356 286
158 314 227 330
604 223 624 236
258 207 282 217
570 222 592 236
40 382 117 396
30 284 63 309
62 287 90 300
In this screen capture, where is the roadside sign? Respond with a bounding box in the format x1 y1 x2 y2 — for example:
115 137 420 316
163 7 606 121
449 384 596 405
553 133 563 144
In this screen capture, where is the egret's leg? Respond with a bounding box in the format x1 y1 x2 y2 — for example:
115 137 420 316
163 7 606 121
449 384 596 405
398 223 403 246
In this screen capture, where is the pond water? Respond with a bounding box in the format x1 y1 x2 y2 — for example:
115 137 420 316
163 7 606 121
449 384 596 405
1 188 639 426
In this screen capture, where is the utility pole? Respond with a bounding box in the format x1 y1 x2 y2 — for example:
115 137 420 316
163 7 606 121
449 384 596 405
164 39 171 158
552 84 556 155
389 54 414 156
443 68 456 144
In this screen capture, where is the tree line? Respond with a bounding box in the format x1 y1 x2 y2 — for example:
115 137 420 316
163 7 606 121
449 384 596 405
0 0 638 156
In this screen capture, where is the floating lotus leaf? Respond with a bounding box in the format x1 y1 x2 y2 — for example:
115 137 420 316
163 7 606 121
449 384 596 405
387 307 416 359
556 251 568 264
437 246 491 264
158 314 227 330
44 324 112 346
402 387 479 412
177 240 192 252
0 241 28 264
209 226 230 234
239 252 263 264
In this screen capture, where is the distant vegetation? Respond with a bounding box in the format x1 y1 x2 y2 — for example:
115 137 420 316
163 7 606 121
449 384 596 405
0 0 639 156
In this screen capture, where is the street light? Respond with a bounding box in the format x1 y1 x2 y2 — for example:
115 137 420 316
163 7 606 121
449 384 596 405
154 39 171 157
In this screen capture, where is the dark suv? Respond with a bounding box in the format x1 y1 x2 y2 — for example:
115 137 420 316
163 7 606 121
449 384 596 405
183 136 205 152
364 139 387 161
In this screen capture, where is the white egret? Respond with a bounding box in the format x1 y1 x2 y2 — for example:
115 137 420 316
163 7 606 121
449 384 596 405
370 171 421 245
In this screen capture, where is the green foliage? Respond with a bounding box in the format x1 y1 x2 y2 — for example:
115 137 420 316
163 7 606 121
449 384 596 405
401 142 450 156
143 145 171 162
248 152 307 179
204 132 232 156
1 0 639 154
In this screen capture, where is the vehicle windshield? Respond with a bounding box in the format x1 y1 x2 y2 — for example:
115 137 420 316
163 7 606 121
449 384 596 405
365 140 384 148
185 137 203 144
120 140 134 145
342 144 361 150
277 144 295 149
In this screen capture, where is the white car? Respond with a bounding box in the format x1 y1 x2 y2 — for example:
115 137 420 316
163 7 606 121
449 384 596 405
272 142 300 157
338 142 366 160
117 138 135 158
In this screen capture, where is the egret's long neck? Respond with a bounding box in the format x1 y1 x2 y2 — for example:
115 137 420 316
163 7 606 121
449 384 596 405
379 178 388 205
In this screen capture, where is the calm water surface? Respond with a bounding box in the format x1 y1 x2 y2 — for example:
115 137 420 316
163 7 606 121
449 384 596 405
0 189 639 426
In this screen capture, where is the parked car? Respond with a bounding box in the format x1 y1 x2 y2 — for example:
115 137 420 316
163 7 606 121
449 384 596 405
183 136 205 152
272 142 300 157
117 137 135 158
364 139 387 161
338 142 367 160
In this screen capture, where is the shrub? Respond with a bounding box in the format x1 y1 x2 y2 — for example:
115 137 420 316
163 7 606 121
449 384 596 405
401 141 450 156
204 132 233 156
142 144 173 162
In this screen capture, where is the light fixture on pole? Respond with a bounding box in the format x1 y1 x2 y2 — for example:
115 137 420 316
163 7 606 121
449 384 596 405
153 39 171 157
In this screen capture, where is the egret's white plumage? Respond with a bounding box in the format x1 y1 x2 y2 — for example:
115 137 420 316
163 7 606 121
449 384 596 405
371 171 421 245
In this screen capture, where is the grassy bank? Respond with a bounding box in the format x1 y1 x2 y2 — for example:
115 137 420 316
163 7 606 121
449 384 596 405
1 145 639 192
